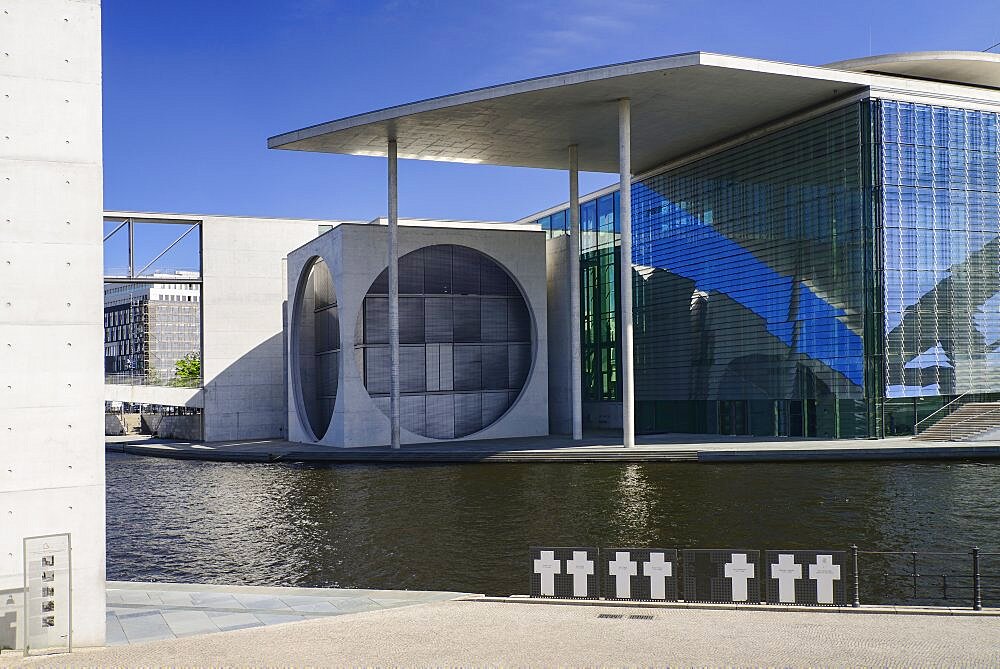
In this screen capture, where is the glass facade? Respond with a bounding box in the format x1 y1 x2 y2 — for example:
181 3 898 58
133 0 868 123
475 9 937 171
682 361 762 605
631 103 873 438
879 100 1000 434
534 98 1000 439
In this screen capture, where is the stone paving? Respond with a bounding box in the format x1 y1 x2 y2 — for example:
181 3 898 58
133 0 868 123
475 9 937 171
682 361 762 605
7 599 1000 667
103 581 470 646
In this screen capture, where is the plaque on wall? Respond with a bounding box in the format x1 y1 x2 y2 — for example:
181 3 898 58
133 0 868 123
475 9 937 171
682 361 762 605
602 548 678 601
681 549 761 603
764 550 846 606
530 547 599 599
23 534 71 656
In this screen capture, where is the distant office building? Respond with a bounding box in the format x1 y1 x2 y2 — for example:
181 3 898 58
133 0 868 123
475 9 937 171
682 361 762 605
272 50 1000 443
103 273 201 384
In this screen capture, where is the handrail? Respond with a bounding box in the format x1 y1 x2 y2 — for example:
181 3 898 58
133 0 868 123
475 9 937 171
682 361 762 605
946 405 1000 440
915 392 968 431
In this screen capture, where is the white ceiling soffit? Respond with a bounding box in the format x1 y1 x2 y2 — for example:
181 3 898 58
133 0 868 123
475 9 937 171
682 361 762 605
267 52 870 174
827 51 1000 91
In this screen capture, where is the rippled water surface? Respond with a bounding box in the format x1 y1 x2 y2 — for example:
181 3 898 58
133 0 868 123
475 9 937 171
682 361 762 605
106 453 1000 604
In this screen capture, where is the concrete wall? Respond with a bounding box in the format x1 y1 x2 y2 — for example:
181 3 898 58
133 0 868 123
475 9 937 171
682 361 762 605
0 0 106 648
287 222 549 447
200 215 320 441
546 235 572 434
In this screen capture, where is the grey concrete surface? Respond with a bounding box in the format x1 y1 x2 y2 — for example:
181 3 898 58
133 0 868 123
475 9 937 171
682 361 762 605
286 221 549 448
106 433 1000 464
6 599 1000 667
97 582 468 649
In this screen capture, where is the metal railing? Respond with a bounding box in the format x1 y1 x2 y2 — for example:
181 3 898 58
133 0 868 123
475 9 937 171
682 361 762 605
914 392 969 433
104 373 202 389
939 405 1000 441
852 546 999 610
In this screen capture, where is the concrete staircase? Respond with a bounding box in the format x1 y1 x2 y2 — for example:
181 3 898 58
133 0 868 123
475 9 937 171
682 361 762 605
914 402 1000 442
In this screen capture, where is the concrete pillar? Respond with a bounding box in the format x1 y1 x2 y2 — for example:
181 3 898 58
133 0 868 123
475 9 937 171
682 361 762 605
568 145 583 440
618 99 635 448
387 140 401 449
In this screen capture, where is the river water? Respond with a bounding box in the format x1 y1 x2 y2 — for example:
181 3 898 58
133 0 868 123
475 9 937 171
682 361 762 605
106 452 1000 606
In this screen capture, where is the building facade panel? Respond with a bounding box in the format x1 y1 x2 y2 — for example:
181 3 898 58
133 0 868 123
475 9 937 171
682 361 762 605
879 99 1000 434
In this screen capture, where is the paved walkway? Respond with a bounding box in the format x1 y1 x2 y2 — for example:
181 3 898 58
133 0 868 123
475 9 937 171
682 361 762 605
7 599 1000 667
104 581 469 646
106 433 1000 464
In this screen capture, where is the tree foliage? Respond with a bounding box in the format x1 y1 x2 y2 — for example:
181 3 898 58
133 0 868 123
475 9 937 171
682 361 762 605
171 352 201 387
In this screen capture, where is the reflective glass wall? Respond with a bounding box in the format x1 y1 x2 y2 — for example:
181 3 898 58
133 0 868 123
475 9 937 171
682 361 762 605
879 100 1000 434
535 103 876 438
533 99 1000 439
632 103 873 438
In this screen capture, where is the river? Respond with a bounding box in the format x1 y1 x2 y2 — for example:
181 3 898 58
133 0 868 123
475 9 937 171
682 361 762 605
106 452 1000 606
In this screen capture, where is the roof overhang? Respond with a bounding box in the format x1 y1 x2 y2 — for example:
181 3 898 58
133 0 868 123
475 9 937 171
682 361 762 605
826 51 1000 91
267 52 872 174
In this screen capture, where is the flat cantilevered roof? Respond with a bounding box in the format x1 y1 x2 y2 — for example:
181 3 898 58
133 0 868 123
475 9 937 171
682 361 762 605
268 52 875 174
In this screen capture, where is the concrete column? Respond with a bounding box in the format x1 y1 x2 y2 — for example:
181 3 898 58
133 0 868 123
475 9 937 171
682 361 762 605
568 145 583 440
618 99 635 448
388 140 401 449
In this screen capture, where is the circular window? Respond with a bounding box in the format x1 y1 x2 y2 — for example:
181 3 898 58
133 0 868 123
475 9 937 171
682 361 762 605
292 257 339 441
355 244 532 439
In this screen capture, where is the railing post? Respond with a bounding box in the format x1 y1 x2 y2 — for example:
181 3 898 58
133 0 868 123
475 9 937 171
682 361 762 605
972 546 982 611
851 544 861 607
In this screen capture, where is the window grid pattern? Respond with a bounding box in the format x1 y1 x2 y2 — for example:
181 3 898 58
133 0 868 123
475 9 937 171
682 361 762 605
880 100 1000 401
632 104 870 438
356 245 532 439
534 104 875 437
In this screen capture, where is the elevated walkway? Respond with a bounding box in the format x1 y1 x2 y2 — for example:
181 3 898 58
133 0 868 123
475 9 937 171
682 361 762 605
914 402 1000 442
104 383 204 409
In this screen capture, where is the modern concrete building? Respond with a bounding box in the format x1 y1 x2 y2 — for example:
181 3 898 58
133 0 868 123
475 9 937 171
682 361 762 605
1 0 106 650
102 211 349 441
271 50 1000 443
286 219 548 446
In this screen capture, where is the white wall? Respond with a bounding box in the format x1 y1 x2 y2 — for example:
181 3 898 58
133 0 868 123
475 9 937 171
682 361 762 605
0 0 106 648
200 216 320 441
287 223 549 447
546 235 572 434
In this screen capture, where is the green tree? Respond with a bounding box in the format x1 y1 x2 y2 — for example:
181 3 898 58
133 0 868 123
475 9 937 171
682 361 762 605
171 352 201 387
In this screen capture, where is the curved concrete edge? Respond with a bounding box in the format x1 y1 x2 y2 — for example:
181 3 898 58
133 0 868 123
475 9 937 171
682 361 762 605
476 596 1000 617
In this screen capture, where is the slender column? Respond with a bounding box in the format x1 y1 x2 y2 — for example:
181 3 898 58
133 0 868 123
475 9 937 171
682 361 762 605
388 139 401 449
618 99 635 448
568 145 583 440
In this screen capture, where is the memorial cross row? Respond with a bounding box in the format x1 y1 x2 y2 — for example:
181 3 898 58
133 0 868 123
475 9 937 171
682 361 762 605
531 547 847 606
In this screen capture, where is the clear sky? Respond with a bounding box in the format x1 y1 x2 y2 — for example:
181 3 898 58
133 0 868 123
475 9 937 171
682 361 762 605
103 0 1000 223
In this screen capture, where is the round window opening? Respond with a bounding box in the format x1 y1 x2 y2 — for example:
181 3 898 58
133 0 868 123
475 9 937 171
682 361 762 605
355 244 532 439
293 257 339 441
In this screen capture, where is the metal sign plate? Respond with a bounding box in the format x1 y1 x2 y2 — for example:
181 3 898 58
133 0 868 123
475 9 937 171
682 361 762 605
23 534 71 656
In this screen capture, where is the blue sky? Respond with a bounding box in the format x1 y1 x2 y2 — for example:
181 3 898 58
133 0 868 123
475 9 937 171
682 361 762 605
103 0 1000 223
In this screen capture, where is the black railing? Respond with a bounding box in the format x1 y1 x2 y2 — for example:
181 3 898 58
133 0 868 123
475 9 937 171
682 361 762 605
852 545 999 610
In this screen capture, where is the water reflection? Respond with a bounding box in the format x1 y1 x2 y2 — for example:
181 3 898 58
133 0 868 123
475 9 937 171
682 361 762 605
107 453 1000 604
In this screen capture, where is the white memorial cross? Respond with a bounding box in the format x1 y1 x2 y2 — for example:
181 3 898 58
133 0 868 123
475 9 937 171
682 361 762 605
566 551 595 597
533 550 561 596
770 554 802 603
808 554 842 604
642 552 673 600
608 552 638 598
724 553 755 602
